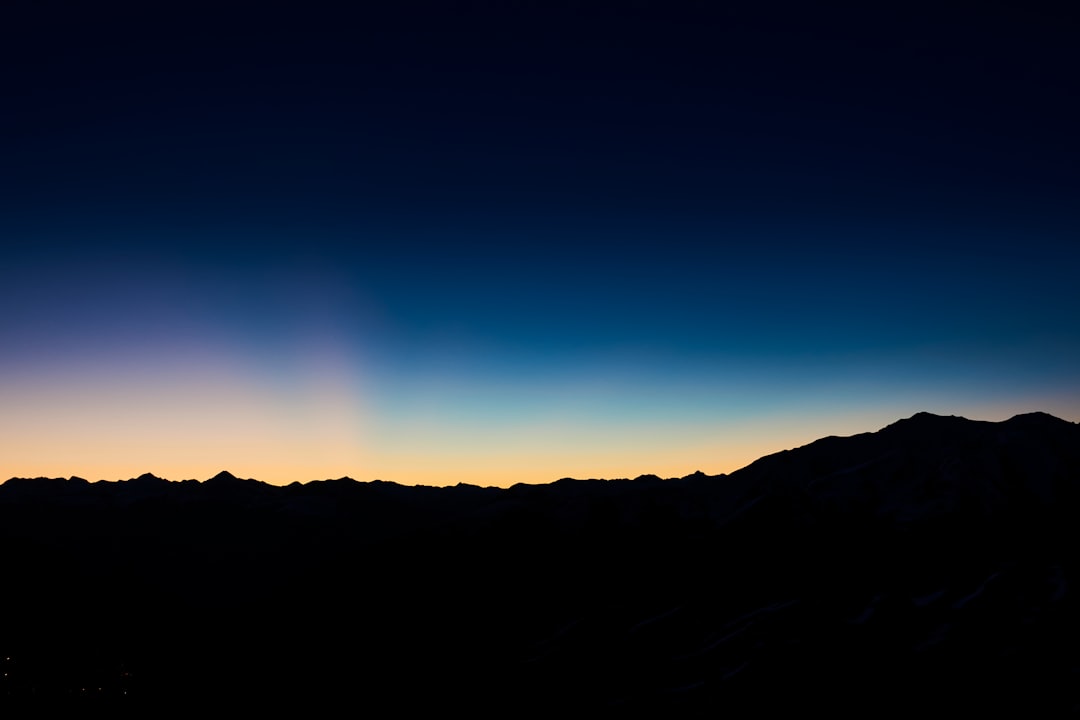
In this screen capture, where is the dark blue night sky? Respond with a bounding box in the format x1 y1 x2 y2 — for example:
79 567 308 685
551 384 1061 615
3 2 1078 485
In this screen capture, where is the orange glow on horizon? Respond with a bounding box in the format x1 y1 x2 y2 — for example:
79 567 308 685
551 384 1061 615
3 345 1077 488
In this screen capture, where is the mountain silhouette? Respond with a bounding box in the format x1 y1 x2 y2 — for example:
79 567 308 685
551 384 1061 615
1 411 1078 713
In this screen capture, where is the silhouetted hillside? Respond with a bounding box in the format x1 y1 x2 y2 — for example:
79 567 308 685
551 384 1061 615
2 412 1078 714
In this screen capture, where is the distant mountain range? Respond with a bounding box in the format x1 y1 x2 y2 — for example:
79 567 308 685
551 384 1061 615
2 412 1078 713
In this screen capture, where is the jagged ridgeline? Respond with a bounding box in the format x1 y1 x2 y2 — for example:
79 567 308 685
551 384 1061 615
2 412 1079 713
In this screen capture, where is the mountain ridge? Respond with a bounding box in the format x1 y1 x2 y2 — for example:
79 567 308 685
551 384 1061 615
2 409 1078 714
5 410 1072 489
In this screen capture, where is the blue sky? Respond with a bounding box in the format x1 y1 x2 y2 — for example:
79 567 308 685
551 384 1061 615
2 2 1078 484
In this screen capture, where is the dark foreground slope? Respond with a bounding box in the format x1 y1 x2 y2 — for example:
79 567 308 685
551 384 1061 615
2 412 1079 714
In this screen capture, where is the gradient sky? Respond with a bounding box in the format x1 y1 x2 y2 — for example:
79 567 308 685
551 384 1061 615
2 2 1078 486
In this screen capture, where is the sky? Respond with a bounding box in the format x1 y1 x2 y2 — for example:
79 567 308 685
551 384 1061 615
2 2 1079 486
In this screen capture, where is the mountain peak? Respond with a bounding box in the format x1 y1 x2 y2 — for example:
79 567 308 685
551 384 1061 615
208 470 239 483
907 411 963 422
883 411 972 431
1005 411 1070 425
